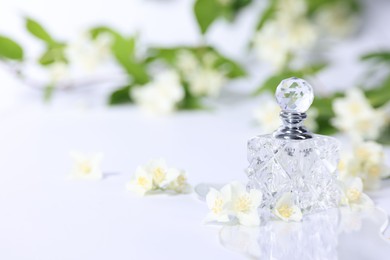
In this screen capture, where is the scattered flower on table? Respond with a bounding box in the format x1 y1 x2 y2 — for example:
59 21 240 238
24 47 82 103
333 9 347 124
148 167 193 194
126 166 154 196
339 177 374 210
132 70 184 115
273 192 303 222
338 141 390 190
167 169 191 193
204 182 262 226
69 152 104 180
126 159 191 196
230 182 262 226
332 88 386 141
205 185 232 223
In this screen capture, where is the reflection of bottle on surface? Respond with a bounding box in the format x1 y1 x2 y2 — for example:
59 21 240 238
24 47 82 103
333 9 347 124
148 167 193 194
219 207 390 259
219 209 340 259
246 78 341 220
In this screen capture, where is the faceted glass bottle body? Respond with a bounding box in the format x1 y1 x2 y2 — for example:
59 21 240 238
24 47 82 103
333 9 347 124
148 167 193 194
247 133 340 216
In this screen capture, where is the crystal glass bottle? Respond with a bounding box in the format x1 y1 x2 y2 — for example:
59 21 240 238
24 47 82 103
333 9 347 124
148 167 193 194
247 77 340 219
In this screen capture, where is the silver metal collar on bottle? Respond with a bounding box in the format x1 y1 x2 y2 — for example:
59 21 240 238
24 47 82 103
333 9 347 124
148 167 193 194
273 111 313 140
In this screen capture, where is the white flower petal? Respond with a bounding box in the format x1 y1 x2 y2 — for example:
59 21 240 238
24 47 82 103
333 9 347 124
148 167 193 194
167 170 191 193
248 189 263 209
229 181 246 197
133 71 184 115
332 89 386 140
274 192 302 222
206 188 220 208
69 152 103 181
288 206 303 222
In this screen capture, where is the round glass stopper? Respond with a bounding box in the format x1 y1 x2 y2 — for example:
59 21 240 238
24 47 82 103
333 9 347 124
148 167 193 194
275 77 314 113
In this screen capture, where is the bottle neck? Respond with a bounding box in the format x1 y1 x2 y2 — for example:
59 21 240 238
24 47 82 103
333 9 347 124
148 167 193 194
273 111 313 140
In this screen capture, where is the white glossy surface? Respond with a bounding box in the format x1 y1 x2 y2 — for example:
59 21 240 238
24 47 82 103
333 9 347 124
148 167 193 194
0 102 390 260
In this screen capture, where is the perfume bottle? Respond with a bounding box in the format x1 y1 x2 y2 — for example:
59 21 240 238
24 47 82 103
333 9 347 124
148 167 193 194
247 77 340 218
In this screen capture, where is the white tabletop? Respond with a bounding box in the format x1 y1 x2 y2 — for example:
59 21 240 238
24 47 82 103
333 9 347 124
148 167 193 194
0 102 389 260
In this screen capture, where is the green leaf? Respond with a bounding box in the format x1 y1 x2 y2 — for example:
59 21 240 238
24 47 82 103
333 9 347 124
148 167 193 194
178 98 204 110
90 27 149 84
365 75 390 108
112 36 135 60
177 83 206 110
108 85 134 105
43 84 55 102
307 63 328 74
194 0 221 34
148 48 178 65
232 0 252 11
377 125 390 145
0 35 24 60
39 45 67 65
91 26 136 56
91 26 136 61
26 17 55 45
305 0 361 16
211 50 247 78
116 58 149 85
315 114 338 135
90 26 121 39
361 51 390 63
309 90 344 135
256 0 278 30
25 18 67 65
178 94 205 110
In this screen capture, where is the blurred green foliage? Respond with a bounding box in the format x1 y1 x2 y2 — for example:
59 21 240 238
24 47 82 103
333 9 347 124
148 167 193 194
194 0 252 34
0 1 388 145
26 17 67 65
0 35 24 60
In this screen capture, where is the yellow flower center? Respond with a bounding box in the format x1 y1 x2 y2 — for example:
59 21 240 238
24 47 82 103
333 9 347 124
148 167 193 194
347 188 361 202
278 204 293 218
356 120 371 132
348 103 363 114
234 195 251 213
153 167 166 184
79 162 92 175
212 198 224 215
368 165 381 177
264 112 276 124
356 148 366 158
338 160 345 171
177 174 187 186
137 177 149 188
